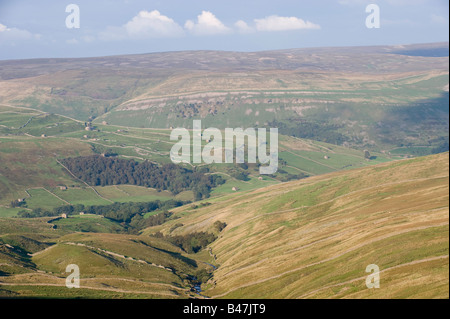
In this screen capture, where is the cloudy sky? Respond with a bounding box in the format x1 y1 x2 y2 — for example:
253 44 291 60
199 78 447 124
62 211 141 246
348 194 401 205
0 0 448 60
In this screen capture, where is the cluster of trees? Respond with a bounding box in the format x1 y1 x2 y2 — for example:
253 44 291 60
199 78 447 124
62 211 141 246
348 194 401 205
431 139 449 154
18 207 69 219
17 200 184 232
81 200 183 223
274 169 309 182
61 155 225 198
268 119 348 145
10 199 26 208
129 211 174 231
153 220 226 254
229 169 250 181
190 202 211 210
213 220 227 232
153 231 218 254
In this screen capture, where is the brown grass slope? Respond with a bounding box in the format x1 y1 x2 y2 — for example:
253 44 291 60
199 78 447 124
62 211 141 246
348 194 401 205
153 152 449 298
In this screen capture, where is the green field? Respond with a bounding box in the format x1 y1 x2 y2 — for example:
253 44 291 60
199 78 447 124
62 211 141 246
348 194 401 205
25 188 68 210
52 214 125 233
0 105 404 216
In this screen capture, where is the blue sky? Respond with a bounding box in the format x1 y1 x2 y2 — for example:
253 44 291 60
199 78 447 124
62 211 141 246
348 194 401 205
0 0 448 60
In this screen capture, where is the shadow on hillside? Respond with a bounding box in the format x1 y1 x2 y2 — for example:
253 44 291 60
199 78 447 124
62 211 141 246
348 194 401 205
376 92 449 148
151 246 198 268
132 239 198 268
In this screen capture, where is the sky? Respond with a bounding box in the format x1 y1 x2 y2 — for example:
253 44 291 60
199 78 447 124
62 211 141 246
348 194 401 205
0 0 448 60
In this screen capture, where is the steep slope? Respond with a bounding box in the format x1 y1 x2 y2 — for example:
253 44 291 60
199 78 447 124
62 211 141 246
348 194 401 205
152 152 449 298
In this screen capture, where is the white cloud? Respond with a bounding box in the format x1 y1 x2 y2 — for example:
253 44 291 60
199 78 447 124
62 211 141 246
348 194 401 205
235 20 254 33
254 15 320 32
0 22 41 43
185 11 231 36
98 10 320 41
125 10 184 38
99 10 184 41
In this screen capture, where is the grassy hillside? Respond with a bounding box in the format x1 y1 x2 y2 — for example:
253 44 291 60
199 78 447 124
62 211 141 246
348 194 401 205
0 152 447 298
0 43 448 155
0 43 448 299
0 217 206 298
0 106 399 215
150 152 449 298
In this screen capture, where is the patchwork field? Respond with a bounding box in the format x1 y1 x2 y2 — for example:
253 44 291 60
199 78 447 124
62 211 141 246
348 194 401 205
0 104 399 216
1 152 447 298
